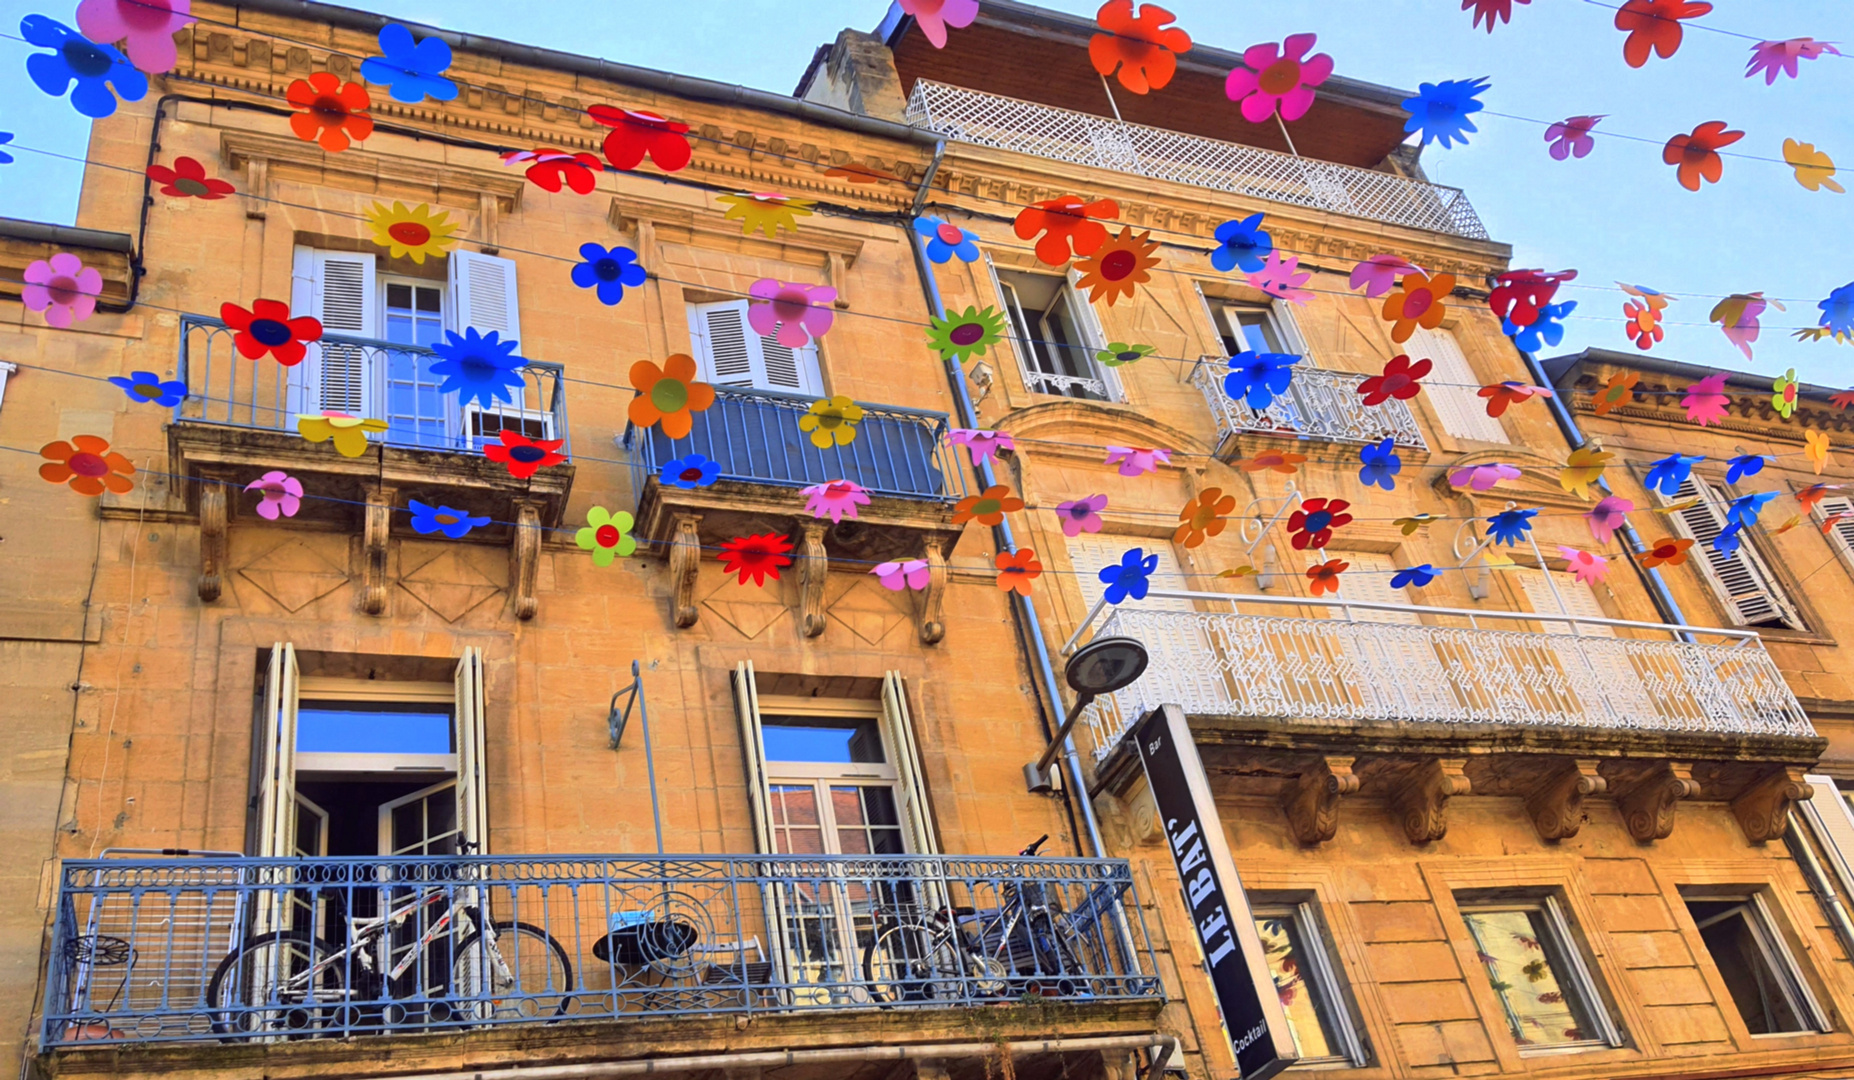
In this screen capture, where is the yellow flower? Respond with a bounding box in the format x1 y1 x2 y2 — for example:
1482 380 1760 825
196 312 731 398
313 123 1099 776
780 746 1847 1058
1807 429 1833 474
1784 139 1844 194
716 192 815 237
1393 514 1438 536
798 395 864 449
1653 498 1701 515
1558 447 1612 501
367 202 459 264
298 412 390 457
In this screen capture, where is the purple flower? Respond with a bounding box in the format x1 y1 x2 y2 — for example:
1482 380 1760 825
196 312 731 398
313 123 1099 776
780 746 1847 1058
1056 494 1108 538
1586 496 1633 545
747 279 836 348
801 480 869 524
872 559 932 591
949 428 1015 465
245 471 303 520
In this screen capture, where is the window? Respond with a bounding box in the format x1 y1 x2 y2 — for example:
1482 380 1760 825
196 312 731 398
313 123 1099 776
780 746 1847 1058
1403 326 1508 444
1685 894 1829 1035
988 259 1116 401
1253 902 1368 1067
1207 298 1296 358
1457 895 1621 1052
1655 477 1803 630
1811 495 1854 575
0 359 16 415
687 298 821 394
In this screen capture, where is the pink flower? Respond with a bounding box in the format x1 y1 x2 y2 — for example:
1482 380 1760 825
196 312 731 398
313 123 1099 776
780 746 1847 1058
872 559 932 591
747 279 836 348
1544 115 1604 161
949 428 1015 465
1056 494 1109 537
801 480 869 524
1105 446 1170 477
1586 496 1633 545
245 470 303 520
1449 462 1521 492
1711 293 1776 361
1682 373 1731 426
1225 33 1333 124
1246 251 1314 305
23 253 104 329
1349 254 1423 299
1558 546 1610 586
900 0 980 49
1747 38 1840 85
76 0 194 75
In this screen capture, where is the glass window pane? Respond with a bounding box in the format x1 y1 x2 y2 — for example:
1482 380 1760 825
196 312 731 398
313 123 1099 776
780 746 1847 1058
1462 909 1593 1047
768 784 826 855
1233 309 1285 353
386 282 412 310
1687 900 1807 1034
761 718 885 763
1255 914 1338 1060
297 707 453 754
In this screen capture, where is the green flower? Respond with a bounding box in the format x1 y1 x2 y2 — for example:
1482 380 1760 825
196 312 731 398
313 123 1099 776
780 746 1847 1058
925 305 1007 363
1096 342 1155 368
1772 368 1800 418
576 506 637 566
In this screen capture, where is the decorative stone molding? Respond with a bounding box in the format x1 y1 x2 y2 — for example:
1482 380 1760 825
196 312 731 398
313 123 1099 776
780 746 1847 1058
196 472 231 603
798 521 830 638
1608 760 1698 842
1387 758 1470 845
1280 755 1359 846
1525 759 1606 841
914 535 949 646
361 484 396 616
510 500 543 621
1731 767 1814 844
220 132 526 214
669 514 703 629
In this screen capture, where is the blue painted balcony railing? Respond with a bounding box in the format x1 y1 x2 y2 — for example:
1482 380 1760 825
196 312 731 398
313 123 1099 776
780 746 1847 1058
42 853 1159 1047
176 315 570 456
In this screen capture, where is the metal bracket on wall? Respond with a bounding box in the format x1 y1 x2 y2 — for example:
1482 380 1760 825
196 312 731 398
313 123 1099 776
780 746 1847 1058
607 660 665 855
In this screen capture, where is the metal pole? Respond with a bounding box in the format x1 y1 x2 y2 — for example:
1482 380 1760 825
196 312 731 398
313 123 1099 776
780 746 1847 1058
632 661 664 857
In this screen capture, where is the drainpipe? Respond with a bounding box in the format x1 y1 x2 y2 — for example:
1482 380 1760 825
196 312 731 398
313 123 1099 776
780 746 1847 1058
1784 813 1854 965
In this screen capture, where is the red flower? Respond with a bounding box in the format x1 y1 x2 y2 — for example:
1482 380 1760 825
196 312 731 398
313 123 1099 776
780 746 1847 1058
994 549 1044 596
1307 559 1348 596
1357 355 1431 406
1489 268 1576 329
1287 498 1352 550
1479 381 1537 418
146 156 235 199
484 430 567 479
220 300 323 366
501 149 605 194
1089 0 1193 94
719 533 794 586
1464 0 1531 33
1615 0 1713 68
1663 121 1743 191
285 71 374 152
588 106 692 173
1832 389 1854 411
1013 195 1120 266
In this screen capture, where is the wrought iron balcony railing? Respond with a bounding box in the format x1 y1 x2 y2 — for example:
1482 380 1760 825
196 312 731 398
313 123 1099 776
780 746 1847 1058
176 315 570 456
1066 591 1814 763
905 80 1489 240
43 852 1157 1048
1192 356 1427 454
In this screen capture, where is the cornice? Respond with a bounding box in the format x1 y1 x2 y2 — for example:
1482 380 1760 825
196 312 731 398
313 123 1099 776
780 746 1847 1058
1559 364 1854 442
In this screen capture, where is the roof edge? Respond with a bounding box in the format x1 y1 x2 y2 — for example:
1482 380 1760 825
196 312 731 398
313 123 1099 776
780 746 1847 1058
0 216 134 253
1543 347 1843 404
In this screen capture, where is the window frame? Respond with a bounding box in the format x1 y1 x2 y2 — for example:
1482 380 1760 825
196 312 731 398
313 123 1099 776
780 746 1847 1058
1649 473 1805 631
685 297 823 395
1403 324 1509 445
985 255 1120 403
0 360 17 415
1683 890 1832 1037
1251 899 1370 1068
1455 892 1624 1055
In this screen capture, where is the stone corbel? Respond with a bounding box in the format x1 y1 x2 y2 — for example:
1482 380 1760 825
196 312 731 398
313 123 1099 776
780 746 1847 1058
914 535 949 645
510 500 542 621
242 158 268 220
1388 757 1471 845
797 522 829 638
196 470 233 603
1731 767 1814 844
361 484 396 616
1526 759 1607 841
477 192 500 254
1280 755 1359 846
1615 762 1698 842
669 514 702 628
826 251 853 309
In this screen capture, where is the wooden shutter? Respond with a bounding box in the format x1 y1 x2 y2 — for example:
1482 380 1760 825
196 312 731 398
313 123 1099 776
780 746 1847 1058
688 299 819 393
1813 495 1854 572
254 643 300 860
1802 776 1854 899
296 248 378 416
880 673 941 856
1063 269 1121 401
1517 570 1614 637
1405 325 1507 444
731 662 793 986
454 648 489 854
1661 477 1802 629
449 250 521 343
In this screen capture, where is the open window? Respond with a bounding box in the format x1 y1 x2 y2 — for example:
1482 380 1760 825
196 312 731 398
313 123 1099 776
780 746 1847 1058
986 257 1118 402
1457 893 1623 1053
1653 476 1804 630
1684 891 1831 1035
687 298 822 395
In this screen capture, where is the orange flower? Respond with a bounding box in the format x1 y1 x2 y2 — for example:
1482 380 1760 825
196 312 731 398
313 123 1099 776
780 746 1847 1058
1075 227 1161 306
286 72 374 153
1013 195 1119 266
1307 559 1348 596
1089 0 1193 94
1174 487 1237 548
628 353 715 439
1638 536 1695 569
953 484 1025 526
1238 451 1306 475
1591 371 1639 416
1380 270 1456 344
994 549 1044 595
40 435 135 496
1663 120 1743 192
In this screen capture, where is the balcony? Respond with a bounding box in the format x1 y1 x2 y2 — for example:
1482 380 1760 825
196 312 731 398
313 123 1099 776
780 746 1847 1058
905 80 1489 240
1191 356 1427 456
623 385 967 640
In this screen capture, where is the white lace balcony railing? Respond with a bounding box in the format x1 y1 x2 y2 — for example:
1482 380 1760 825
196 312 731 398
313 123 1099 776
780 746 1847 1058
1064 591 1814 762
1191 357 1427 454
906 80 1489 240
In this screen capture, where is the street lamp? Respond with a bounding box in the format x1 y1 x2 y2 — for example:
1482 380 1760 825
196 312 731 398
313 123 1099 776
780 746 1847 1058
1024 636 1149 793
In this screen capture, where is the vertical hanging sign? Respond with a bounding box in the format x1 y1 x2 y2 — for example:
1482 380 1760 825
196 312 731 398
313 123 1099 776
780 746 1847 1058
1133 704 1296 1079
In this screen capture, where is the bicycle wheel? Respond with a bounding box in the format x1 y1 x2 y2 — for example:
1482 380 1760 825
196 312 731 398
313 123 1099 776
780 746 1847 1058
452 921 575 1022
205 932 348 1040
864 923 1006 1005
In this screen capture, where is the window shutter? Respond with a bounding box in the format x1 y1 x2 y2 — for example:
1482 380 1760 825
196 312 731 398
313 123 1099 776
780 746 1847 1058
1339 552 1421 625
449 250 521 343
254 643 300 869
454 648 489 855
301 249 378 416
880 673 941 857
1813 495 1854 571
1405 325 1507 444
688 299 818 393
1065 534 1193 612
1802 776 1854 899
1660 477 1801 628
983 252 1032 386
1517 570 1614 637
1063 269 1121 401
731 661 794 987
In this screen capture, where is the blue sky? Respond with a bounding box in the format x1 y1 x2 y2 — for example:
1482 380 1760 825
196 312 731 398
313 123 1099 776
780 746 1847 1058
2 0 1849 381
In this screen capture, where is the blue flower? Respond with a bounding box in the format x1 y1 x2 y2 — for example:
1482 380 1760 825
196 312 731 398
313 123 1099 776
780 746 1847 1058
1486 507 1538 547
108 370 188 407
360 24 457 104
1504 301 1576 353
0 131 12 166
1644 453 1704 496
22 15 148 119
1714 524 1742 556
1725 490 1777 529
571 244 647 306
1358 438 1402 491
1818 281 1854 338
1402 77 1489 149
660 453 720 489
1223 351 1300 409
914 217 981 263
1725 454 1768 484
1100 547 1160 605
408 500 490 539
1210 213 1273 274
1391 564 1438 589
429 327 526 408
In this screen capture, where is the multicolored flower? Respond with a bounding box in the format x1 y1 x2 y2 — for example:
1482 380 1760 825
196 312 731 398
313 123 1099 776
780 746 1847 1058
297 412 389 457
1381 270 1456 344
22 15 147 119
1391 564 1439 589
486 431 567 479
1559 447 1613 500
1075 227 1160 306
1174 487 1236 548
949 428 1015 465
995 549 1044 596
359 22 456 102
1487 507 1539 547
1639 536 1695 569
1246 251 1314 305
901 0 979 49
799 396 865 449
1490 268 1576 330
748 279 837 348
1770 368 1801 418
1097 343 1156 368
1683 374 1731 426
39 435 134 495
1586 496 1634 545
285 71 373 152
1358 355 1431 406
1105 446 1171 477
1090 0 1193 94
926 306 1008 363
1288 497 1352 550
147 156 234 199
221 300 323 365
1014 195 1119 266
1617 0 1713 68
410 500 489 539
1450 462 1521 492
1402 78 1488 149
914 216 981 263
572 244 647 306
24 253 104 328
952 484 1025 526
718 192 816 237
658 453 720 489
1645 453 1704 495
1592 372 1639 416
629 354 715 439
588 106 692 173
1210 213 1273 274
1307 559 1348 596
246 471 302 520
873 559 933 591
1224 33 1332 123
1507 300 1576 353
1798 483 1840 512
366 202 457 264
577 507 638 566
1664 121 1743 192
1224 351 1300 409
1545 115 1603 161
431 328 526 408
108 370 187 407
1056 494 1108 537
719 533 795 586
500 149 604 194
1556 547 1610 587
75 0 194 75
1358 438 1402 491
1101 548 1160 604
1748 38 1841 84
802 480 870 523
1622 283 1673 350
1349 254 1422 300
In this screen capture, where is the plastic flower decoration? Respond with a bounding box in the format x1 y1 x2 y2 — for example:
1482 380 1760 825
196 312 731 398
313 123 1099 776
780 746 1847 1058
1210 214 1273 274
1101 548 1160 604
802 480 871 524
718 193 816 238
1807 430 1834 474
359 23 456 102
22 15 148 118
900 0 979 49
1592 372 1639 417
1818 283 1854 339
1395 514 1439 536
1450 462 1521 492
1559 547 1610 586
147 157 234 199
952 484 1024 527
1772 514 1804 536
1240 451 1306 475
572 244 647 306
1782 139 1843 194
1223 351 1300 409
1663 121 1743 192
1358 355 1431 406
1288 497 1352 550
823 163 900 185
926 306 1008 363
0 132 11 166
108 370 187 407
1056 494 1109 537
486 431 566 479
1486 508 1538 547
799 396 865 449
949 428 1015 465
1586 496 1634 545
1616 0 1712 67
1479 381 1551 418
1490 268 1577 330
1402 78 1488 149
24 254 104 328
1506 302 1576 353
1725 454 1768 484
246 471 302 520
577 507 638 566
1622 283 1673 350
995 549 1044 596
286 72 373 152
1105 446 1171 477
366 202 457 264
1247 251 1314 306
1014 196 1119 266
873 560 933 591
1545 115 1603 161
431 328 526 408
75 0 193 74
1823 513 1853 537
1097 343 1156 367
1798 483 1841 513
1358 439 1402 491
1090 0 1193 94
1391 564 1439 589
1349 255 1422 299
1462 0 1530 32
1836 390 1854 410
501 149 605 195
1639 537 1695 569
1224 33 1332 123
1644 453 1703 496
1559 447 1613 500
410 501 489 539
1726 491 1777 529
658 453 720 489
39 435 135 496
721 534 795 586
1748 38 1841 84
1683 373 1731 426
748 279 837 348
1769 368 1800 417
914 217 981 263
1174 487 1236 548
220 300 323 365
1307 559 1348 596
1076 228 1161 306
1381 270 1456 344
297 412 388 457
588 107 692 173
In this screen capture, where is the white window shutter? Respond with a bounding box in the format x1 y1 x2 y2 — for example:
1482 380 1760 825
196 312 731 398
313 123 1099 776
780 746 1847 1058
304 249 377 416
880 673 940 857
450 250 521 343
1802 776 1854 899
688 298 819 394
454 648 489 855
1406 325 1506 444
1063 269 1121 401
1340 552 1421 625
1812 495 1854 571
1661 477 1802 629
1517 570 1613 637
1268 297 1310 355
255 643 300 862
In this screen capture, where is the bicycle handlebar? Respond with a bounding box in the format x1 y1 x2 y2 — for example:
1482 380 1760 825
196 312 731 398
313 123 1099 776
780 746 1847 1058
1020 834 1049 856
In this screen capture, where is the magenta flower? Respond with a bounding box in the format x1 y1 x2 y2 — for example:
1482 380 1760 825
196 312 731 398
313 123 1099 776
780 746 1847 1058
1348 254 1422 299
1747 38 1840 85
949 428 1015 465
1682 373 1731 426
1558 546 1610 586
1246 251 1314 305
245 470 303 520
1449 462 1521 492
23 253 103 328
801 480 870 524
1056 494 1109 538
1586 496 1633 545
1105 446 1170 477
872 559 932 591
1225 33 1333 124
747 279 837 348
76 0 194 75
900 0 979 49
1544 115 1604 161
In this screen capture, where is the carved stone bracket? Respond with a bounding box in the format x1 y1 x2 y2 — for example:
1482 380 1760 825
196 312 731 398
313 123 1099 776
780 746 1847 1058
1526 759 1607 842
196 471 231 603
1280 755 1359 846
361 484 396 616
1388 757 1470 845
1731 767 1814 844
1612 761 1698 843
914 535 949 645
798 521 829 638
510 500 542 621
669 514 702 628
